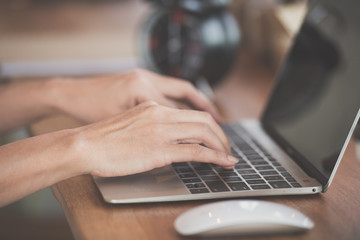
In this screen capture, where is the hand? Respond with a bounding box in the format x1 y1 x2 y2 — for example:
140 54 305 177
53 69 221 124
71 101 237 177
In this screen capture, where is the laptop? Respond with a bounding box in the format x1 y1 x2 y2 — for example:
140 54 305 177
94 0 360 204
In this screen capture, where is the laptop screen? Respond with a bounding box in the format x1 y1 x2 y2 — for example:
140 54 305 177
261 0 360 185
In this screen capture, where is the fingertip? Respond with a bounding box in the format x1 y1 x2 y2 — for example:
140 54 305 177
223 165 235 170
210 111 223 124
227 155 239 165
214 155 238 169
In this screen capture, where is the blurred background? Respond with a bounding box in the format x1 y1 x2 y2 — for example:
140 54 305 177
0 0 306 239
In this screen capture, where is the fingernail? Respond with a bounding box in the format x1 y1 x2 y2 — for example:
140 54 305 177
227 155 239 164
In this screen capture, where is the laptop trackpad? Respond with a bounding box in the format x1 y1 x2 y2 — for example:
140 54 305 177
94 166 188 203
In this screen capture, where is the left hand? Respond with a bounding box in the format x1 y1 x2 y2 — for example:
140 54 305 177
52 69 221 123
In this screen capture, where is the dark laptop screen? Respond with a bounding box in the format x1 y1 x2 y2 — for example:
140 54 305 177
261 0 360 185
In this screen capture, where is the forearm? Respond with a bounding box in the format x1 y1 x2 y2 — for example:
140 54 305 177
0 127 84 207
0 80 60 133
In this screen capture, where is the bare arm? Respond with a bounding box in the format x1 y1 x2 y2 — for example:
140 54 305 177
0 127 80 206
0 69 221 133
0 102 236 207
0 80 57 133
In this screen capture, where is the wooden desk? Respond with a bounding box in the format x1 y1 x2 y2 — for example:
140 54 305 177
30 51 360 240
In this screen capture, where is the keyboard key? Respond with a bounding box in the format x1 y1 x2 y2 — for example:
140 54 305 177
246 179 266 184
255 165 273 171
242 149 258 155
246 155 263 160
194 165 212 171
276 167 287 172
172 162 189 167
214 167 233 173
237 142 251 148
174 167 194 173
291 183 302 188
201 176 221 181
178 173 197 179
272 162 282 167
194 183 205 188
186 183 206 188
238 146 253 153
218 171 238 178
251 184 271 190
281 172 292 178
259 171 278 176
263 152 273 157
231 150 243 159
242 174 262 180
222 176 242 182
254 144 268 154
186 183 205 188
269 181 291 189
264 176 283 181
197 170 216 176
191 162 209 167
237 169 256 175
205 181 230 192
251 160 268 165
228 182 250 191
190 188 210 194
235 158 247 164
182 178 202 183
235 164 252 169
286 177 297 183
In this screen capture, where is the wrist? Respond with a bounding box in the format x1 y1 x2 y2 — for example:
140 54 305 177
43 77 74 117
64 126 93 176
53 127 91 178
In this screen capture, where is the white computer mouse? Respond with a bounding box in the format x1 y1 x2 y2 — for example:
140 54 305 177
174 200 314 237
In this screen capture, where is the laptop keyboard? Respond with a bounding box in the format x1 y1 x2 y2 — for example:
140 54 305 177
172 124 302 194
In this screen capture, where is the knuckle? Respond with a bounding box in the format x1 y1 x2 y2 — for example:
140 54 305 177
129 69 147 83
141 100 159 108
200 111 213 122
189 144 204 157
198 122 211 134
142 103 164 117
182 81 196 94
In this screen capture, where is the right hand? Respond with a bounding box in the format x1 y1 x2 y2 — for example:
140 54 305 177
71 101 237 177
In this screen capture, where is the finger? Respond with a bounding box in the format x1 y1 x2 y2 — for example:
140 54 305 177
166 144 238 168
137 89 178 109
162 108 231 153
143 71 222 121
162 122 229 153
165 83 221 121
107 100 160 128
122 100 159 116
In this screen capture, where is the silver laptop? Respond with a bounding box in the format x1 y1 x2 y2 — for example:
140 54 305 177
94 0 360 204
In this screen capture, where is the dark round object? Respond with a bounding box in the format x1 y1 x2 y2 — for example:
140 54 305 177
140 1 240 86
